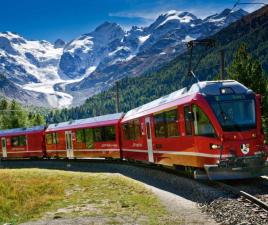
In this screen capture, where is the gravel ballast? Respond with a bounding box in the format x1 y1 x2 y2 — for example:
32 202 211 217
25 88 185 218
202 197 268 225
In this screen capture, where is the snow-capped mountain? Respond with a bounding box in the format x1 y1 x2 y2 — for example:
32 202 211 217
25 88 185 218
0 32 61 84
0 32 85 108
203 8 247 25
0 8 248 108
65 8 248 104
59 22 125 79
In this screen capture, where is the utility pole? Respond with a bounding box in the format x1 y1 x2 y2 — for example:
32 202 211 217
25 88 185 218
220 49 225 80
115 81 120 113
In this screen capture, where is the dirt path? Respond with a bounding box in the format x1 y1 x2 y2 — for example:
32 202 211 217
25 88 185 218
143 183 218 225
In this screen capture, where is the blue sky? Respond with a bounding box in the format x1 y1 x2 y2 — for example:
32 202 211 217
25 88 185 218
0 0 263 42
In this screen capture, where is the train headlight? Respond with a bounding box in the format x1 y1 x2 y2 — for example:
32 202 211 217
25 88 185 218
210 144 222 150
264 140 267 144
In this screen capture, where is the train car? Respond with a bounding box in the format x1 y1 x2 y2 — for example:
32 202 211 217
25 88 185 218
45 113 124 159
121 80 268 180
0 125 45 158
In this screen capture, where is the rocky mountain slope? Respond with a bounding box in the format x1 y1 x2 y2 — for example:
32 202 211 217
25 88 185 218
0 8 247 108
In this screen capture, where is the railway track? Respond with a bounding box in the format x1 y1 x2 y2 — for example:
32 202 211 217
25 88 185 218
215 181 268 218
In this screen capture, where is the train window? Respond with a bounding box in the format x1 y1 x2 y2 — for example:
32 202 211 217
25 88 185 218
94 126 116 142
11 135 26 147
19 136 26 146
46 134 52 145
11 136 19 146
146 122 151 139
94 127 103 142
76 129 85 143
123 119 141 140
184 106 193 136
85 128 94 149
52 132 59 144
192 105 216 137
154 109 179 138
104 126 116 141
166 110 179 137
154 113 166 138
46 133 58 145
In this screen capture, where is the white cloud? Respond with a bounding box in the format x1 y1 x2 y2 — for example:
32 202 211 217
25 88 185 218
240 0 267 13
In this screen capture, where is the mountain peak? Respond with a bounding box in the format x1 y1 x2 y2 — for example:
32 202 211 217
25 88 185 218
231 8 248 15
218 8 248 17
91 21 125 38
87 21 125 45
159 10 198 22
203 8 248 25
205 8 248 21
162 10 197 20
163 10 181 16
149 10 198 30
94 21 122 32
218 8 232 17
0 31 24 40
54 38 65 48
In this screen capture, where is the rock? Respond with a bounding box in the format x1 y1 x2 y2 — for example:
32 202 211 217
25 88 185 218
54 39 65 48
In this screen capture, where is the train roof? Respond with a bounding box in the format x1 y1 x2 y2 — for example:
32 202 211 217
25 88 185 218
122 80 251 122
188 80 251 95
46 112 124 132
0 125 45 136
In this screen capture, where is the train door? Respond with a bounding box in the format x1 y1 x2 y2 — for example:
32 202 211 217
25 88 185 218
85 128 94 149
145 117 154 163
1 137 7 158
192 104 218 158
65 131 74 158
182 105 196 161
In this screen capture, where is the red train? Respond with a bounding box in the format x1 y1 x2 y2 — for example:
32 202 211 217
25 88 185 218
45 113 123 159
0 126 45 158
0 80 267 180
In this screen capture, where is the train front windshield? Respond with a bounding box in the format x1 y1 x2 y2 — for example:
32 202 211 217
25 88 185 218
206 94 256 132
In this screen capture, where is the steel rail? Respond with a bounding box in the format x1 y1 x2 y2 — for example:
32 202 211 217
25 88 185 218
216 181 268 212
240 191 268 211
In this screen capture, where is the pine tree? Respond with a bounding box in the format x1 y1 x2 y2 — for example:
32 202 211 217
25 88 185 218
228 43 267 95
31 114 45 126
0 99 9 129
0 99 47 129
227 43 268 141
9 100 28 128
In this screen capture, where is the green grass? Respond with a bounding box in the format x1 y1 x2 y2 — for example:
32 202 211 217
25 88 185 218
0 169 182 225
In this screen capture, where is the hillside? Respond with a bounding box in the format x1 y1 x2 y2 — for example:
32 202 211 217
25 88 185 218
48 5 268 123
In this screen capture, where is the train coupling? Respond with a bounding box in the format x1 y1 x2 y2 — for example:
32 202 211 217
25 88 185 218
203 153 268 180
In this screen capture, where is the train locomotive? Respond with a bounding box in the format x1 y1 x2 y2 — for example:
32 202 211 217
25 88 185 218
0 80 267 180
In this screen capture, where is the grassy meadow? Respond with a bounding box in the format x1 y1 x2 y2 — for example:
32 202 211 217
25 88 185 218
0 169 182 225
